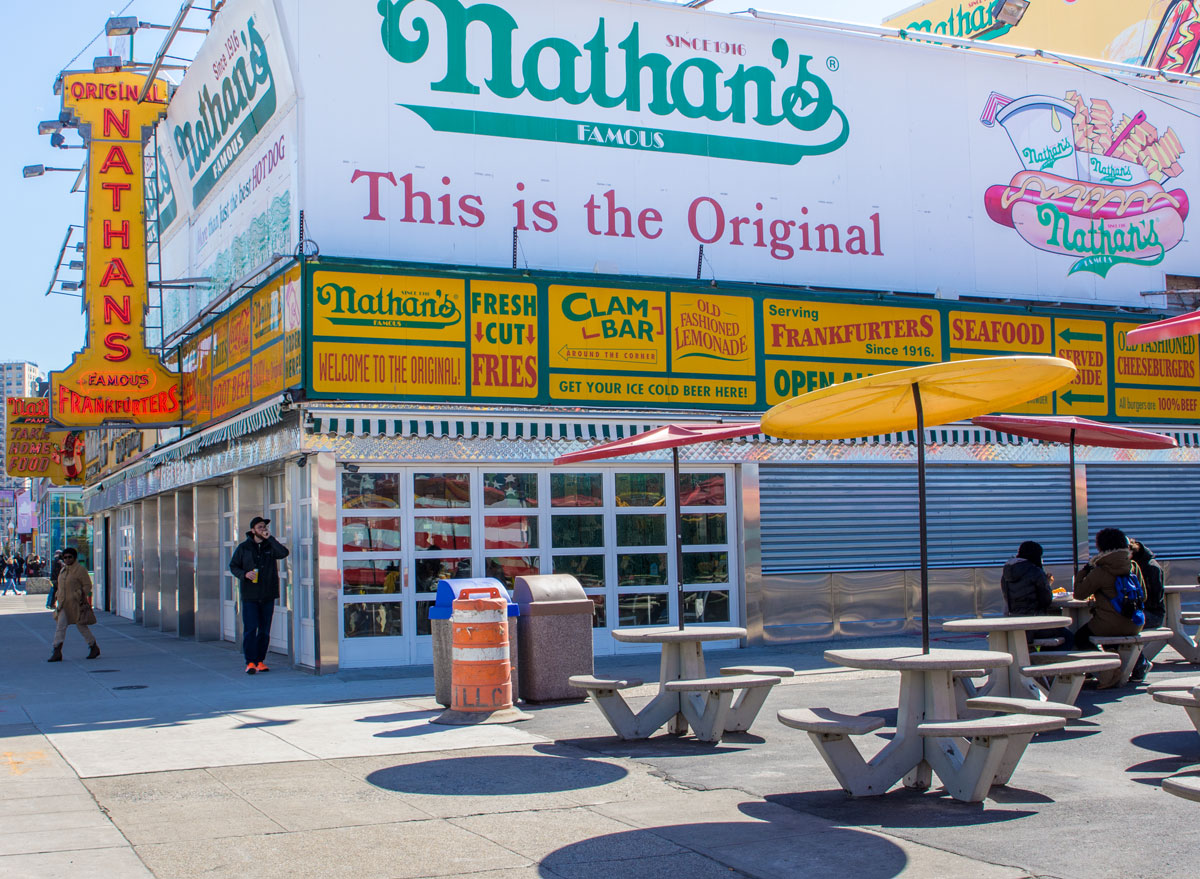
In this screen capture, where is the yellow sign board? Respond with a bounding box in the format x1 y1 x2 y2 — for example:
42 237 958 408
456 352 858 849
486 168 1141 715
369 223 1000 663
470 280 539 399
311 272 466 342
549 286 668 373
312 342 466 397
672 292 756 377
1114 322 1199 387
4 398 85 485
1053 318 1109 416
50 71 180 428
885 1 1200 74
764 300 941 363
550 374 755 407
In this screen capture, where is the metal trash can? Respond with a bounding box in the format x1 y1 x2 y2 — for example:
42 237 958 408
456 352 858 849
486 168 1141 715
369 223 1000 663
431 577 519 707
513 574 595 702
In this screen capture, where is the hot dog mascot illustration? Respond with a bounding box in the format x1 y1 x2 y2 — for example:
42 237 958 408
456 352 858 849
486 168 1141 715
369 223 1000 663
981 89 1188 277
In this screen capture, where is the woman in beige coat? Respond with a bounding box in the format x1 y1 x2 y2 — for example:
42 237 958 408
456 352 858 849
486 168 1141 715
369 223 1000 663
48 547 99 662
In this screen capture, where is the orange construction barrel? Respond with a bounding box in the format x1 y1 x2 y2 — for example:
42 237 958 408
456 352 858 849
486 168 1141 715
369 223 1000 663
431 587 530 725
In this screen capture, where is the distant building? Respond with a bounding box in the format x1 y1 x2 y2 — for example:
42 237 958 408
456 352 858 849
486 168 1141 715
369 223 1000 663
0 361 45 493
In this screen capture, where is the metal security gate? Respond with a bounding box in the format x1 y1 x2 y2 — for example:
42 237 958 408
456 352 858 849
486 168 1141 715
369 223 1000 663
760 463 1073 574
1087 465 1200 559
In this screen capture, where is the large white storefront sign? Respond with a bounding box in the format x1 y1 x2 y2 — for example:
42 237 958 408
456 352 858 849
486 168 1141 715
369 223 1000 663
282 0 1196 307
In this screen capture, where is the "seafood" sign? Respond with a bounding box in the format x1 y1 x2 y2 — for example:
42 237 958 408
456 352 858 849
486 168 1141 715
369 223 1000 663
983 90 1189 277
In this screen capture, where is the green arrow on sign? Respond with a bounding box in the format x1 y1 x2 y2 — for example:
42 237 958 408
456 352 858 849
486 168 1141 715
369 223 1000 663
1060 390 1104 406
1058 328 1103 344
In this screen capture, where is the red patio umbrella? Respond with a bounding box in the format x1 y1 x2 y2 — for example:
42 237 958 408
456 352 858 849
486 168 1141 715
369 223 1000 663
554 422 761 630
1123 310 1200 347
971 415 1177 576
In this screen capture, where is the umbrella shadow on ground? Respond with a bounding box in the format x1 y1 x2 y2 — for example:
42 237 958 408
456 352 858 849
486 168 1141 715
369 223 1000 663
764 788 1042 828
356 709 441 724
366 752 628 796
538 811 912 879
1130 729 1199 756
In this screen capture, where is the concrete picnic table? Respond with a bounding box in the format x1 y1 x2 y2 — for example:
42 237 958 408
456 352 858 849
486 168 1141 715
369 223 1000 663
941 616 1068 700
606 626 748 736
1052 592 1093 630
810 646 1023 799
1164 584 1200 663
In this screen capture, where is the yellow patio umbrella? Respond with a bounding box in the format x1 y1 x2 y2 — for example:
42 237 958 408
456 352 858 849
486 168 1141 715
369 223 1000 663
761 357 1078 652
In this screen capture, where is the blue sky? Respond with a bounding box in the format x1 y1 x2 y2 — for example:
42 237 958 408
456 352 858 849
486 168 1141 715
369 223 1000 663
0 0 903 377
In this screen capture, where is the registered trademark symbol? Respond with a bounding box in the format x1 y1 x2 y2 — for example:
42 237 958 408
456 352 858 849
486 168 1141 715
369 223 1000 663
826 56 840 71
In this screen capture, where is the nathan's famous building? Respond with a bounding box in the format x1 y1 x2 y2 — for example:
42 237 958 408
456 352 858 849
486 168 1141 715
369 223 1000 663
68 0 1200 671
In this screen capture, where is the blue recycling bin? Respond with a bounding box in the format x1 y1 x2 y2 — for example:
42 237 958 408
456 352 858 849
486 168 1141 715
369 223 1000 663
431 578 520 707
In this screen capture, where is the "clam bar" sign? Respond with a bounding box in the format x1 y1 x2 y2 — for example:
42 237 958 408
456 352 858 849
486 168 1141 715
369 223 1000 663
50 71 181 428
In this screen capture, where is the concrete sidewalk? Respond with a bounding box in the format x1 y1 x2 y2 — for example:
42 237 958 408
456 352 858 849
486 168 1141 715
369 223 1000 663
2 595 1198 878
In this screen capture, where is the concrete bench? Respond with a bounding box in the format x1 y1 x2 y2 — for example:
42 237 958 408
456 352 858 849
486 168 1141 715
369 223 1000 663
1150 688 1200 734
917 714 1066 800
1027 651 1102 663
1090 629 1173 687
665 674 781 740
1019 656 1121 704
778 707 889 797
1031 637 1065 648
1147 676 1200 694
718 666 795 732
964 695 1081 720
568 675 646 740
1162 774 1200 803
1180 612 1200 625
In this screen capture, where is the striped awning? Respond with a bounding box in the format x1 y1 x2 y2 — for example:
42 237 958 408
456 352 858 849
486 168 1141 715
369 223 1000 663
157 402 284 462
307 414 663 443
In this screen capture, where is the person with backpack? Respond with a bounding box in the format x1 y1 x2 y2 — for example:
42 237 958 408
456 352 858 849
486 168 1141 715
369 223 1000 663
1073 527 1145 651
1129 538 1166 680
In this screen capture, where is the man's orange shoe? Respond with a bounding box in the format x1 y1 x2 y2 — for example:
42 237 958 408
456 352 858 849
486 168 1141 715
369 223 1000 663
245 662 257 675
255 662 270 673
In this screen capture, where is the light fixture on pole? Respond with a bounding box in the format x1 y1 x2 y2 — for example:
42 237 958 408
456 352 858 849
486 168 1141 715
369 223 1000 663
93 56 123 74
22 165 82 178
991 0 1030 26
37 120 63 135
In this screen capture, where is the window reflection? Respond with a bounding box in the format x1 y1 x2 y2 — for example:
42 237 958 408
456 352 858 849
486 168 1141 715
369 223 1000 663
341 517 402 552
553 554 604 589
342 473 400 509
587 593 607 628
485 555 539 589
484 515 538 550
616 514 665 547
617 553 667 587
551 515 604 548
551 473 603 507
615 473 665 507
414 473 470 508
683 590 730 624
344 602 403 638
483 473 537 508
413 517 471 551
682 513 727 546
679 473 726 506
414 557 471 593
416 600 434 636
682 551 728 584
343 560 403 595
618 593 670 627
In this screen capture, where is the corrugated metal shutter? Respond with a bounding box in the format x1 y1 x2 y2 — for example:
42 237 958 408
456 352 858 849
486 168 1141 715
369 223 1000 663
1086 465 1200 559
761 464 1071 574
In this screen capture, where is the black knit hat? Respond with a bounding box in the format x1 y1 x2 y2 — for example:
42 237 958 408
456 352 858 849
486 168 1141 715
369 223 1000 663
1017 541 1043 565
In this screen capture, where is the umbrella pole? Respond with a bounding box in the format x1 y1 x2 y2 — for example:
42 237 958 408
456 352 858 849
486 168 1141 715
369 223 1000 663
673 446 685 631
1069 429 1078 581
912 383 930 654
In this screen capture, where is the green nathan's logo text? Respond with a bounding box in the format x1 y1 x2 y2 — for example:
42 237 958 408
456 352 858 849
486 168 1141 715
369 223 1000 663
377 0 849 165
316 282 462 330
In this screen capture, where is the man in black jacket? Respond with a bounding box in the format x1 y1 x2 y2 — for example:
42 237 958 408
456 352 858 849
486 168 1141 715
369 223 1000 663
228 516 290 674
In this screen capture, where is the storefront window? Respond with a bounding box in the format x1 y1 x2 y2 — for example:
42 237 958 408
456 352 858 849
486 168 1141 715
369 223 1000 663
484 515 538 550
342 473 400 509
615 473 665 507
682 551 728 584
616 514 665 547
483 473 537 507
550 514 603 548
344 602 403 637
414 473 470 508
551 473 603 507
414 517 471 551
679 473 726 506
341 517 402 552
682 513 728 546
485 555 538 589
618 593 669 626
683 590 730 623
64 497 85 518
342 560 403 595
553 554 604 589
587 593 607 628
415 556 472 592
617 553 667 587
